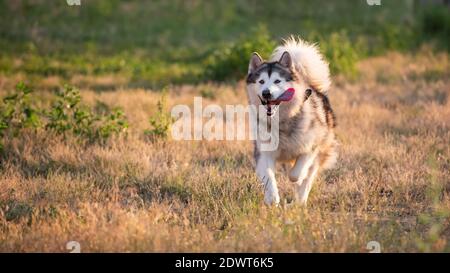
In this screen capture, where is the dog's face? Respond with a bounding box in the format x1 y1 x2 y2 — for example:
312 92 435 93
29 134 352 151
246 52 297 116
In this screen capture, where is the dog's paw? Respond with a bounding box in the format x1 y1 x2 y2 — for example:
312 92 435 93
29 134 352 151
288 173 300 183
264 191 280 206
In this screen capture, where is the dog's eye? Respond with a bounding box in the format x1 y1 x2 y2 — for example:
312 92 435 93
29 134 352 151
259 80 265 84
274 79 281 84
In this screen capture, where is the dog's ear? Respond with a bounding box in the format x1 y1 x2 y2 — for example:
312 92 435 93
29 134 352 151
279 51 293 70
248 52 263 74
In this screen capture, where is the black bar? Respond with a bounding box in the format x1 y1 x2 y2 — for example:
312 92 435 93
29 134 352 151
0 253 446 272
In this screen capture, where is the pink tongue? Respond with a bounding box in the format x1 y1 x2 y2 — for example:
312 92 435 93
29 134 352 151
268 88 295 105
277 88 295 101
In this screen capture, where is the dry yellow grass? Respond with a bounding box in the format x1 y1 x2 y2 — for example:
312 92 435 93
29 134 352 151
0 50 449 252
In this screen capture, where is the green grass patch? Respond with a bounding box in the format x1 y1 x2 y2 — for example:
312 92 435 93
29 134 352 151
0 0 448 86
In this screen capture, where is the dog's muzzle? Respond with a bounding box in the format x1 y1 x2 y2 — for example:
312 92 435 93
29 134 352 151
258 88 296 116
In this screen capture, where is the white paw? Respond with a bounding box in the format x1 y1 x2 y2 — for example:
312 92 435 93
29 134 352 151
264 189 280 206
288 173 298 183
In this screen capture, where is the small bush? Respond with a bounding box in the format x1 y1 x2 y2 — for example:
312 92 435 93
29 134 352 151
46 85 87 135
204 24 276 82
421 7 450 50
0 82 129 152
200 87 216 100
3 200 34 223
145 90 173 140
310 31 365 80
97 108 128 139
0 82 41 150
46 85 128 142
378 24 417 53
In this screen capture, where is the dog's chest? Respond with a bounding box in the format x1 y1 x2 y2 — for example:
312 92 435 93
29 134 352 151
275 112 315 161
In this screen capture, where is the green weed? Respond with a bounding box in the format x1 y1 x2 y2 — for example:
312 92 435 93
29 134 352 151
0 82 41 150
45 85 128 142
144 89 174 140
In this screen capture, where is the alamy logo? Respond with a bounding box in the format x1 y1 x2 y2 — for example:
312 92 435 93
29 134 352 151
66 241 81 253
366 0 381 5
171 97 279 151
366 241 381 253
66 0 81 6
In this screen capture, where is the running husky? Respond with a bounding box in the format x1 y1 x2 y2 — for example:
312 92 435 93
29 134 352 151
246 36 338 206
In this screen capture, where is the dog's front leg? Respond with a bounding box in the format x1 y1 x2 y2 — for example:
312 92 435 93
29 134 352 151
256 152 280 206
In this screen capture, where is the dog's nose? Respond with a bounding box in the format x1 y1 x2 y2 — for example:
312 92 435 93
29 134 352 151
262 89 272 99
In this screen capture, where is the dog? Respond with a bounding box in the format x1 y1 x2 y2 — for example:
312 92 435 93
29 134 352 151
246 36 338 206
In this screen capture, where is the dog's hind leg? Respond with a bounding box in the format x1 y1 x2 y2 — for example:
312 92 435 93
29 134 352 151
294 159 319 205
256 152 280 206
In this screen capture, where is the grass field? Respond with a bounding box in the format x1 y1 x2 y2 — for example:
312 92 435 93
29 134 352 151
0 0 449 252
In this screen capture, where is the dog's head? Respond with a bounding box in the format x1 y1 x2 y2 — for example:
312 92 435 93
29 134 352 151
246 51 300 116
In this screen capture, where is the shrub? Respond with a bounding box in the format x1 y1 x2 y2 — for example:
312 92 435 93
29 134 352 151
0 82 41 150
421 6 450 50
97 108 128 139
46 85 128 142
0 82 128 150
309 31 365 80
203 24 276 82
145 90 173 140
46 85 87 136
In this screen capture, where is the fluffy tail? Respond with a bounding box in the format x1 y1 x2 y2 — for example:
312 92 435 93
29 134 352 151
270 36 331 93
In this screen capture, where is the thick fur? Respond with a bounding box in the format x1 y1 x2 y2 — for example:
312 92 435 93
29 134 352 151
246 36 338 206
